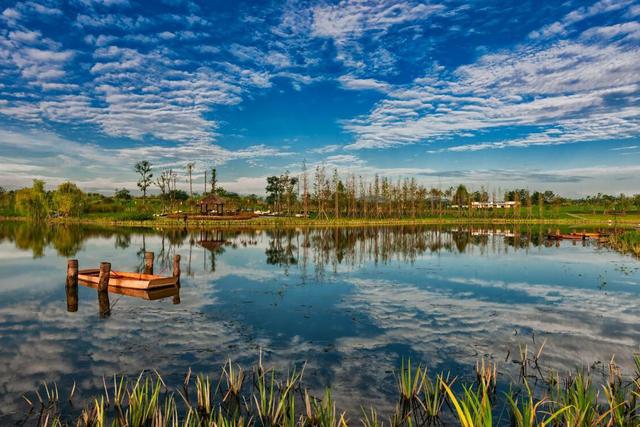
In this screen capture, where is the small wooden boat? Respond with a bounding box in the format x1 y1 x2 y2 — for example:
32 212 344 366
78 269 178 290
79 280 179 300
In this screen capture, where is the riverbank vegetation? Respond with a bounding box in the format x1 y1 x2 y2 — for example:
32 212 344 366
2 162 640 225
21 351 640 426
607 231 640 257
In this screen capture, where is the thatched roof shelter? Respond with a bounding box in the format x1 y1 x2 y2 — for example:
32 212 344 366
199 195 225 215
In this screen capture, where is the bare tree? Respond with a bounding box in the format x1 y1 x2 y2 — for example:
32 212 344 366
302 160 309 217
332 168 340 218
314 165 328 219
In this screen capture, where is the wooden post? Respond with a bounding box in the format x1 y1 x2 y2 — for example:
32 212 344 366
66 259 78 312
173 254 181 288
144 251 154 275
98 262 111 317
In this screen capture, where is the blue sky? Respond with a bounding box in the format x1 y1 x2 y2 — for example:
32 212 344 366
0 0 639 196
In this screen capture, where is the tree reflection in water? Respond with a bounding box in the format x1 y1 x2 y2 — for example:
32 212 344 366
0 221 601 272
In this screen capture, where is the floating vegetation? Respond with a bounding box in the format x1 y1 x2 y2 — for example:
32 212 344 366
18 351 640 427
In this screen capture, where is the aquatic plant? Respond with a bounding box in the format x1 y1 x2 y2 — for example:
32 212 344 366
19 351 640 427
607 231 640 257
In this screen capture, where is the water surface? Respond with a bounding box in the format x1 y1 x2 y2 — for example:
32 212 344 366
0 222 639 420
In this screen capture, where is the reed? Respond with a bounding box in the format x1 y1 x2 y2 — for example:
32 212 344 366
607 230 640 257
20 352 640 427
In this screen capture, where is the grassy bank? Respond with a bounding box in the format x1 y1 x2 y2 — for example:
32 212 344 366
21 351 640 426
30 213 640 229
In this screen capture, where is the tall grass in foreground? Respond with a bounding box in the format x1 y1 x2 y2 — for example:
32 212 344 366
19 353 640 426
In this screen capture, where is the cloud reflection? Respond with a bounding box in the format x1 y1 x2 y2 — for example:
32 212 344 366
0 223 639 420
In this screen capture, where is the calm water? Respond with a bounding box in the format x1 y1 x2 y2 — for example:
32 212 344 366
0 221 639 420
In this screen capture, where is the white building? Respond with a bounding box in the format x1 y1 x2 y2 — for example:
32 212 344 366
470 201 517 209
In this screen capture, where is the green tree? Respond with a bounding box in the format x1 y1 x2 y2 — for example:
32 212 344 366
210 168 217 193
453 184 469 206
114 188 132 200
16 179 49 221
167 189 189 201
53 181 84 217
186 162 195 198
266 176 283 212
135 161 153 200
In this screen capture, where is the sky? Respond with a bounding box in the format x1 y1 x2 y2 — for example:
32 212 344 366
0 0 639 197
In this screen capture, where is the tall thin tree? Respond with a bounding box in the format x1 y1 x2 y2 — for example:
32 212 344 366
186 162 195 198
135 161 153 201
302 160 309 217
210 168 217 194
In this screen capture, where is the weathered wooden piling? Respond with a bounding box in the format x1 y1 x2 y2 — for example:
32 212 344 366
172 290 181 305
97 261 111 317
66 259 78 312
173 254 181 288
144 251 154 275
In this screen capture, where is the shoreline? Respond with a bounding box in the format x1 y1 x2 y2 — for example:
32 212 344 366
3 215 639 229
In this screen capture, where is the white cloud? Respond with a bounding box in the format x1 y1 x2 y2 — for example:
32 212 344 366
343 16 640 151
338 75 390 92
610 145 638 151
0 128 293 192
529 0 635 40
310 0 445 72
312 0 443 42
310 144 341 154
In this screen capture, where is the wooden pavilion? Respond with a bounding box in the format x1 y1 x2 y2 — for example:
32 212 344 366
198 195 225 215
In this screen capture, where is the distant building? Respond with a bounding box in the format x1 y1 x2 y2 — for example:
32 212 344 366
471 201 517 209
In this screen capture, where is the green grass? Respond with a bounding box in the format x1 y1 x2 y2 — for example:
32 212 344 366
20 353 640 426
6 201 640 228
38 212 640 230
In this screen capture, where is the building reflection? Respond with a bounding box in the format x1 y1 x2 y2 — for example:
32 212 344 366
197 229 227 272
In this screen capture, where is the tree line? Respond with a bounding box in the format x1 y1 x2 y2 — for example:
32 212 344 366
1 160 639 221
263 165 640 219
0 161 267 220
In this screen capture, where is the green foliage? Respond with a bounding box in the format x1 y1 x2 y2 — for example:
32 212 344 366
114 188 132 200
15 179 49 221
135 160 153 198
166 189 189 201
266 173 298 213
52 181 85 217
0 188 18 216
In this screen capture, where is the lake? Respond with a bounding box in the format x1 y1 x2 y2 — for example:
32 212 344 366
0 221 639 422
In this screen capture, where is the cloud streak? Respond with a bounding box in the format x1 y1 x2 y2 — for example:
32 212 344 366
342 2 640 151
